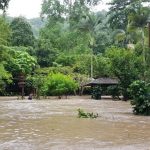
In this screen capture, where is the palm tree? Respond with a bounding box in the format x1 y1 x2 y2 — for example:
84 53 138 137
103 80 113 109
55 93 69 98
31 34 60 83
77 12 105 78
128 5 150 77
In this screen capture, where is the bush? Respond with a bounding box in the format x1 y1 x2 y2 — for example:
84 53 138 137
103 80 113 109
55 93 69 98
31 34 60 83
26 75 45 99
107 85 121 100
77 108 98 118
91 85 102 100
105 46 143 100
129 80 150 115
43 73 78 98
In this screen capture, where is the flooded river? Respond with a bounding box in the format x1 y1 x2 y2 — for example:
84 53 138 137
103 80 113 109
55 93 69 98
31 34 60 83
0 96 150 150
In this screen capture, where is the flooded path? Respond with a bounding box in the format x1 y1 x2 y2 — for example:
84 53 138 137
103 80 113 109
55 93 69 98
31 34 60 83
0 96 150 150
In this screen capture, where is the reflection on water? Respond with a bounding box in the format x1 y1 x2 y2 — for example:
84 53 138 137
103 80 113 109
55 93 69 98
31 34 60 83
0 96 150 150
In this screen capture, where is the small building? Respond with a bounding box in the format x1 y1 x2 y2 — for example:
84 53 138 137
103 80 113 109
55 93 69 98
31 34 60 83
80 77 119 99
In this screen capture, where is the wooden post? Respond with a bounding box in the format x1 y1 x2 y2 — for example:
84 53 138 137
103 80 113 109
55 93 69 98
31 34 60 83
18 73 25 100
21 87 24 100
91 54 93 79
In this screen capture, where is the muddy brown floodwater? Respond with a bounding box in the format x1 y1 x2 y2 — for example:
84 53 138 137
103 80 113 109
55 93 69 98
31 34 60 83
0 96 150 150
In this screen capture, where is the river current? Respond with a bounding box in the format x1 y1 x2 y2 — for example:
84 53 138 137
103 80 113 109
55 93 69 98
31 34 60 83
0 96 150 150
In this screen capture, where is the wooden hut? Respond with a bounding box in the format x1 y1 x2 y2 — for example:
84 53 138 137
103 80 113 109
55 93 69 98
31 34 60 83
80 77 119 98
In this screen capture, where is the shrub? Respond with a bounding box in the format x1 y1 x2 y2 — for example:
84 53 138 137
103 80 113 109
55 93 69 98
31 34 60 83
107 85 121 100
77 108 98 118
26 75 45 99
105 46 143 100
91 85 102 100
129 80 150 115
43 73 78 98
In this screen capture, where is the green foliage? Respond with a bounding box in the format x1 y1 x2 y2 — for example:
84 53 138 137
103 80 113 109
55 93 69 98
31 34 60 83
39 0 105 72
36 23 60 67
57 30 90 54
39 1 111 78
0 63 12 95
0 45 10 62
106 46 143 100
72 54 92 75
43 73 78 98
77 108 98 118
107 85 121 99
26 75 45 99
55 54 76 67
36 44 57 67
107 0 150 61
1 0 150 98
77 12 112 54
37 21 91 67
94 55 111 77
0 45 12 95
41 0 65 21
134 43 143 56
108 0 150 30
10 17 35 47
35 66 73 76
6 49 37 75
129 80 150 116
91 85 102 100
41 0 101 22
145 47 150 82
0 0 10 11
0 16 11 45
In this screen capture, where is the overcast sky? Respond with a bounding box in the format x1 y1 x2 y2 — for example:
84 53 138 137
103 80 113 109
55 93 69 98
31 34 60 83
6 0 111 19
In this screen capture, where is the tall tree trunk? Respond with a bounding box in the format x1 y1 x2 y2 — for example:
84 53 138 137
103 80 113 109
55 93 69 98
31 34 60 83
148 22 150 48
141 28 146 79
90 52 93 79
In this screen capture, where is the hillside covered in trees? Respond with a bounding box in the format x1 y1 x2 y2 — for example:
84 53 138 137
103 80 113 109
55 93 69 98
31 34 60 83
0 0 150 114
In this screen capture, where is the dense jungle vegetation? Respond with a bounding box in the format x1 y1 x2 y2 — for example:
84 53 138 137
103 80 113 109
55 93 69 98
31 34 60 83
0 0 150 114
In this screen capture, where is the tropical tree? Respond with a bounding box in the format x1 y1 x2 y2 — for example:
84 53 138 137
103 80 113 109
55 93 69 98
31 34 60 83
108 0 150 30
10 17 35 47
36 22 60 67
26 74 45 99
41 0 101 22
0 64 12 95
0 0 10 12
37 19 90 67
6 48 37 76
36 40 57 67
127 5 150 73
77 12 112 77
105 46 143 100
94 55 111 78
0 45 12 95
129 80 150 115
0 16 11 45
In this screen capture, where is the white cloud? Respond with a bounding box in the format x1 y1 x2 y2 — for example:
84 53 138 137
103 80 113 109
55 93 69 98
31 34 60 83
93 0 111 12
7 0 42 19
6 0 111 19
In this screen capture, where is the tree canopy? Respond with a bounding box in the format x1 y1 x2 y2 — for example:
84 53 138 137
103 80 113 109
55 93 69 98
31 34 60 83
0 0 10 12
10 17 35 47
0 0 150 107
0 16 11 45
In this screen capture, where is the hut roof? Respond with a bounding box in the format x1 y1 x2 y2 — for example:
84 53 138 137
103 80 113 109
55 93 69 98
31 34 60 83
82 77 119 86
